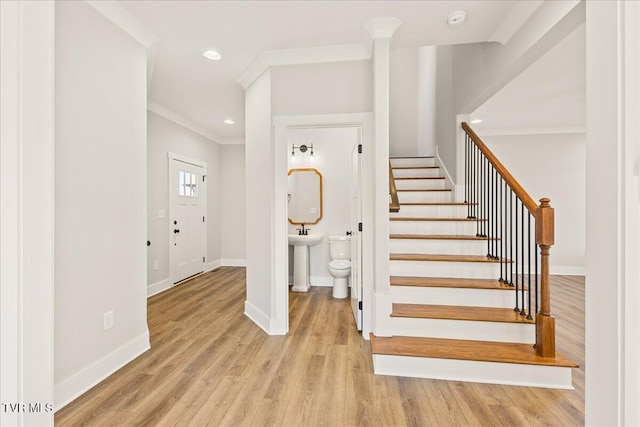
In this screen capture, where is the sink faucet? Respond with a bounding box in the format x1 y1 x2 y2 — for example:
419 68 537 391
298 223 309 235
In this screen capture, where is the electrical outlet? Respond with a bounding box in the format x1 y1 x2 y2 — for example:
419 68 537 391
103 311 114 331
153 260 159 271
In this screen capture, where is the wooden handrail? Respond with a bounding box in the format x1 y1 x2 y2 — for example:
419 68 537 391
461 122 538 215
389 161 400 213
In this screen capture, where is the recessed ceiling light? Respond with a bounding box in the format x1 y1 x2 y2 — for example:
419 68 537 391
224 119 235 125
471 118 483 124
447 11 466 26
202 50 221 61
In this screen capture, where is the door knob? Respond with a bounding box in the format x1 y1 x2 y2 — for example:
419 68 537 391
346 231 352 236
174 229 180 233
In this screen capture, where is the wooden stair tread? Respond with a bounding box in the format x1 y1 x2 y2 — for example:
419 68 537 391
397 189 451 192
391 303 535 324
390 254 508 263
370 334 578 368
395 177 445 180
390 217 484 222
392 166 440 170
389 234 497 241
390 156 435 159
399 202 475 206
390 276 512 290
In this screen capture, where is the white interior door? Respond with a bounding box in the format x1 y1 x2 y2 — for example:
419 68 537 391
169 156 207 284
350 133 363 330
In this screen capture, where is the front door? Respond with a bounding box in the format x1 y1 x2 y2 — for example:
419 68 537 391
169 156 206 284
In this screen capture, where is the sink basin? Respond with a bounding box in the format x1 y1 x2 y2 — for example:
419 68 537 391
288 234 324 247
288 234 323 292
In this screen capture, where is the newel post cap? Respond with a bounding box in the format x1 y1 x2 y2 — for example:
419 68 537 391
536 198 554 246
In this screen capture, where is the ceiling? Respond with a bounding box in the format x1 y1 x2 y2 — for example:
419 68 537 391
119 1 521 142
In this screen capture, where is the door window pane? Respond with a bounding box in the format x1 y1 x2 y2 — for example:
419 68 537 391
179 170 198 197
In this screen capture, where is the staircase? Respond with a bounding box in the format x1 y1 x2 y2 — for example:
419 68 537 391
371 153 577 389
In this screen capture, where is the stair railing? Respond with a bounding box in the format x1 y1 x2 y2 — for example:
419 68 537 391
462 122 555 357
389 161 400 213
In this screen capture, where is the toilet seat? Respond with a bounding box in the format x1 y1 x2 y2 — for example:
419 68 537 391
329 260 351 270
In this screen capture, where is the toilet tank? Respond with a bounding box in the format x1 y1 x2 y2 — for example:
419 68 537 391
328 235 351 260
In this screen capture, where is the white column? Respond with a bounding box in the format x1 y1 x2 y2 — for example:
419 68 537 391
586 1 640 425
0 1 55 425
365 18 401 337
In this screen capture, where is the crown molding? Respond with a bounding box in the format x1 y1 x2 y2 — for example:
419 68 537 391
85 1 159 90
237 43 370 89
148 101 224 144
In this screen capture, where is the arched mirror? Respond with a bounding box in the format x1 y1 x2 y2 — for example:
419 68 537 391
288 168 323 225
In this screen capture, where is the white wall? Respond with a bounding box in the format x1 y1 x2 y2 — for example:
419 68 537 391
220 144 246 265
147 111 222 292
435 45 456 179
482 134 585 273
244 70 274 332
54 1 149 409
272 60 371 115
286 127 358 286
389 47 419 157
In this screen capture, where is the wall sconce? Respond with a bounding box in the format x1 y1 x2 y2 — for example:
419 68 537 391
291 143 314 156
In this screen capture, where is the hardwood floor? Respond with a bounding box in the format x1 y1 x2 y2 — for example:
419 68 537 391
55 268 584 426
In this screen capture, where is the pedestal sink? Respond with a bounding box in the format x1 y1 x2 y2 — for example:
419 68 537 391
288 234 324 292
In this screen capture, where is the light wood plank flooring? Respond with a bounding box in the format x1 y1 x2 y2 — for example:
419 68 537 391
55 268 584 426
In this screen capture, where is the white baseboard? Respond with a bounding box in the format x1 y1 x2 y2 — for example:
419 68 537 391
310 276 332 287
147 278 171 297
244 300 271 334
550 266 585 276
206 259 222 272
221 258 246 267
54 331 150 411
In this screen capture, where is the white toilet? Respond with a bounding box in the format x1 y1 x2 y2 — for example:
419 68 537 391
328 235 351 299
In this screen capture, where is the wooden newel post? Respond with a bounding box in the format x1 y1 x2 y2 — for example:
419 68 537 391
535 198 555 357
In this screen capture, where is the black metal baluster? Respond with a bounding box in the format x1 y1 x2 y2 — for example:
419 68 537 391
499 177 503 281
535 243 539 315
520 201 526 316
527 212 533 320
465 135 470 218
476 149 482 236
514 198 519 312
509 189 514 287
485 158 489 238
493 168 500 260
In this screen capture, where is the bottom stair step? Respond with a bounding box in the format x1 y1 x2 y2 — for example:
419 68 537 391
370 334 578 389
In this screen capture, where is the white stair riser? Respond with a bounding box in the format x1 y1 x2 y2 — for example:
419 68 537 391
390 220 478 235
390 260 501 279
395 179 445 190
390 158 435 167
391 317 535 344
389 238 488 256
392 168 440 178
372 355 574 389
390 205 469 218
398 191 452 203
391 285 525 308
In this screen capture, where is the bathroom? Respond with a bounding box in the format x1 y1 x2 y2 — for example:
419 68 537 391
287 126 361 304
